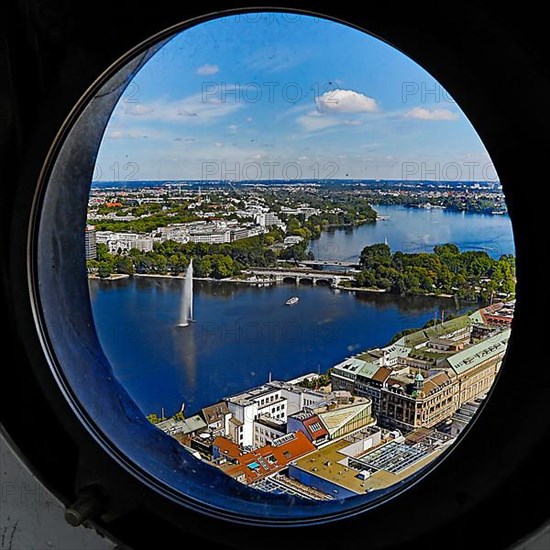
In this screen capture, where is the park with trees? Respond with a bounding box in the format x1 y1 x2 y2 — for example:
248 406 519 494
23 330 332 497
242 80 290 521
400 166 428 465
354 242 515 301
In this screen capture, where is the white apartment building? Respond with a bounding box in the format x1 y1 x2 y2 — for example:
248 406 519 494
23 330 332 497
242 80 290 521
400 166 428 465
96 231 154 253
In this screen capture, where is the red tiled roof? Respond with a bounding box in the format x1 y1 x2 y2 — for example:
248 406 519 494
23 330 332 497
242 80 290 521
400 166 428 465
481 303 513 325
213 436 241 459
213 432 315 484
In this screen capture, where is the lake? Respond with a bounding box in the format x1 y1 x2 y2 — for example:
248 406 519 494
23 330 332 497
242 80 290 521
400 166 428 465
89 205 514 417
310 205 514 261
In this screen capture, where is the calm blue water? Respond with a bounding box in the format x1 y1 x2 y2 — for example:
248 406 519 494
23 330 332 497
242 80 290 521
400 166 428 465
310 205 514 261
89 205 514 417
90 279 469 417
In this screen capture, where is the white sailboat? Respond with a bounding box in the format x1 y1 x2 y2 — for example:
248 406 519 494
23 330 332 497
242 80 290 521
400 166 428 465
178 259 194 326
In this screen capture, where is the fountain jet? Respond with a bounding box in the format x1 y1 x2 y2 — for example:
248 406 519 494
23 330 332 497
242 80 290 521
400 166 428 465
178 259 193 326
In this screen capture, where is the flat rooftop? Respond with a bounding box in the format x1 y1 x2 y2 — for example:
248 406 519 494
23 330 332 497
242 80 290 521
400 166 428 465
292 434 446 495
226 384 279 404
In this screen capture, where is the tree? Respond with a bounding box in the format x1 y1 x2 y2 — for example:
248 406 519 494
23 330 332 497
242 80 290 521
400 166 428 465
286 217 301 234
97 261 112 278
210 254 235 279
86 259 99 272
115 256 135 275
353 241 514 300
434 243 460 256
194 257 212 277
96 242 112 262
356 270 376 288
359 243 392 269
151 254 168 273
146 413 164 424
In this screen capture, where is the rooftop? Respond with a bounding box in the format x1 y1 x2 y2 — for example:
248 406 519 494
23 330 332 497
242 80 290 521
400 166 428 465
251 474 333 501
268 380 326 398
421 371 453 395
469 309 485 324
401 315 472 348
355 362 383 380
385 370 453 397
256 415 286 430
178 415 207 434
333 357 369 374
226 383 279 405
302 414 329 441
371 366 393 383
355 352 379 363
201 402 229 424
214 431 316 484
408 348 451 363
292 431 446 495
445 329 510 375
481 301 515 323
317 400 372 437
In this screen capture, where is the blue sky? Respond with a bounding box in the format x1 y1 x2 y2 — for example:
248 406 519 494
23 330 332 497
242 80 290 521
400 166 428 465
95 12 495 182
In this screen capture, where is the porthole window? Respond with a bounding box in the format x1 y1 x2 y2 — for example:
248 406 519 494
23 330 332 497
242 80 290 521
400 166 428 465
31 10 515 526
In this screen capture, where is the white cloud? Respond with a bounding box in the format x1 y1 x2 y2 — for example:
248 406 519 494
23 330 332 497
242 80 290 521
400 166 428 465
116 92 242 124
316 89 379 114
107 130 130 139
227 124 239 133
404 107 458 121
246 116 253 123
295 89 378 131
122 104 155 116
298 156 307 160
296 111 366 132
106 128 161 139
196 64 219 76
345 119 364 126
296 112 342 132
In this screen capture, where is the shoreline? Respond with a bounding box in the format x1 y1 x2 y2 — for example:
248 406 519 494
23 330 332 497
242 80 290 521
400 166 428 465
368 202 509 216
333 284 455 299
333 284 386 294
90 273 462 300
88 273 129 281
131 273 276 285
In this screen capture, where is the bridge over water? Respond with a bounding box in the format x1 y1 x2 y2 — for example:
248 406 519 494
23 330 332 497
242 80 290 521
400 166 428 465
246 268 355 287
276 259 361 269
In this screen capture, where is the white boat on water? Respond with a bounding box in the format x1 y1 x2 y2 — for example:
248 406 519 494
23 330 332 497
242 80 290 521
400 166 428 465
285 296 299 306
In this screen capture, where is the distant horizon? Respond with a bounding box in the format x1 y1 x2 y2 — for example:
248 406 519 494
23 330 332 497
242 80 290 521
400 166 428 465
91 178 501 186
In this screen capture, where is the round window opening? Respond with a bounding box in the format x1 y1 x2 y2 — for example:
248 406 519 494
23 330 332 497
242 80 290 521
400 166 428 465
33 10 516 525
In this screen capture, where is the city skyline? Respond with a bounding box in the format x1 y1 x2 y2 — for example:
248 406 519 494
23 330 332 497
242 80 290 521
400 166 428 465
95 12 493 182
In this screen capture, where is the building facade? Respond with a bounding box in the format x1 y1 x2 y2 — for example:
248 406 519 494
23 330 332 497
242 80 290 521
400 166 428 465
331 311 511 432
84 225 97 260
